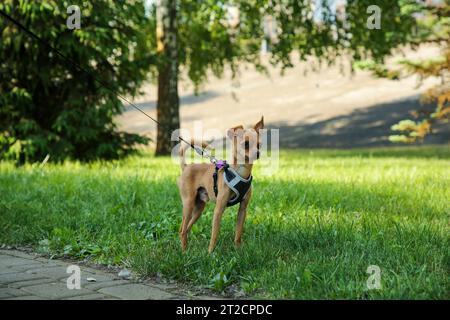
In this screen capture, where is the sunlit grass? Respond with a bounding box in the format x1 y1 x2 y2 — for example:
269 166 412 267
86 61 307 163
0 145 449 299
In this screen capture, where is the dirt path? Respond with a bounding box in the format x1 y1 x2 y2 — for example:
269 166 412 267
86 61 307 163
118 46 448 148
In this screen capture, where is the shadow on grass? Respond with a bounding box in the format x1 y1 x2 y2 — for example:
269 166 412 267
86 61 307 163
267 96 449 149
251 178 443 218
281 145 450 159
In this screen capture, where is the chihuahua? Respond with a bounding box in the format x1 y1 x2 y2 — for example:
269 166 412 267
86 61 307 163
178 117 264 253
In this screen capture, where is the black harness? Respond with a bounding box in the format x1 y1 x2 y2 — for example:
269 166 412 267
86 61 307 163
213 161 252 207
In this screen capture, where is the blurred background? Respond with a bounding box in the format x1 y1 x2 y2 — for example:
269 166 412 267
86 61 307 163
119 45 448 149
1 0 448 162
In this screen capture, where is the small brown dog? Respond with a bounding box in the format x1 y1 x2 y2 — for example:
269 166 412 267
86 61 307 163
178 117 264 253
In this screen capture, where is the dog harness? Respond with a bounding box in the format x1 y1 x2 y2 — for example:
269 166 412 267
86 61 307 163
213 160 252 207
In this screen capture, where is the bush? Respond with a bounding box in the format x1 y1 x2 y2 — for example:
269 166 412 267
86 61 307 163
0 0 153 163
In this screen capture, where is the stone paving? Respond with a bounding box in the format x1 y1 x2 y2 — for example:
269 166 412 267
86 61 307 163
0 249 211 300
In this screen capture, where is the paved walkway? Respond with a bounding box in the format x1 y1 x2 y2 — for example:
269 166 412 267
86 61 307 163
0 249 212 300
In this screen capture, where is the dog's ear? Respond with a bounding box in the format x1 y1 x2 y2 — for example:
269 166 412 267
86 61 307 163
254 116 264 133
227 125 244 139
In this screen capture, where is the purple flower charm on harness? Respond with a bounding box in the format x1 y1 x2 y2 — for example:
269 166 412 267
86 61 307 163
215 159 227 170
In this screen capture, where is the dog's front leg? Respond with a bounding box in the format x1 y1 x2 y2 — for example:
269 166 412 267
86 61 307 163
208 194 228 254
235 188 252 246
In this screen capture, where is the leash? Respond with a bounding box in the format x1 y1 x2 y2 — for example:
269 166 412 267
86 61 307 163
0 9 216 163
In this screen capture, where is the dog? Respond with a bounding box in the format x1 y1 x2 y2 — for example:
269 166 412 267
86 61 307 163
178 117 264 253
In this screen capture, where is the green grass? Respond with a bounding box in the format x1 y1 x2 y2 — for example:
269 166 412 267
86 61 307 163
0 146 449 299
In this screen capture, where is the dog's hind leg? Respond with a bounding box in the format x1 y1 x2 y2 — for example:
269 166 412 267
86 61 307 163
186 200 206 233
180 199 195 251
186 188 208 231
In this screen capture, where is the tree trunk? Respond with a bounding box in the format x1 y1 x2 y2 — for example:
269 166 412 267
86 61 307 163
155 0 179 155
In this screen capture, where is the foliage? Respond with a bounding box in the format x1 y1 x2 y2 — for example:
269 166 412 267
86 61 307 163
0 148 448 298
391 47 450 143
142 0 420 92
390 120 432 143
0 0 152 163
353 60 401 79
355 1 450 143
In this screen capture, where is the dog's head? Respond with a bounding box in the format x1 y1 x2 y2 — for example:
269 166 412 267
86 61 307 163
227 117 264 164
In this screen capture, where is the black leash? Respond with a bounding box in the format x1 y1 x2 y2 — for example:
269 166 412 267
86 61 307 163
0 9 214 161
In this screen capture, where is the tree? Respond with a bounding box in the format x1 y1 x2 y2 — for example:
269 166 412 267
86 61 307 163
155 0 179 155
0 0 152 163
150 0 421 154
354 1 449 143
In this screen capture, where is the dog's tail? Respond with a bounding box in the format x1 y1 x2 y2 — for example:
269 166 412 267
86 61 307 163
180 140 209 171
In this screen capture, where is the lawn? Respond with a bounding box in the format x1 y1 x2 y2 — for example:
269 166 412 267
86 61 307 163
0 146 449 299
